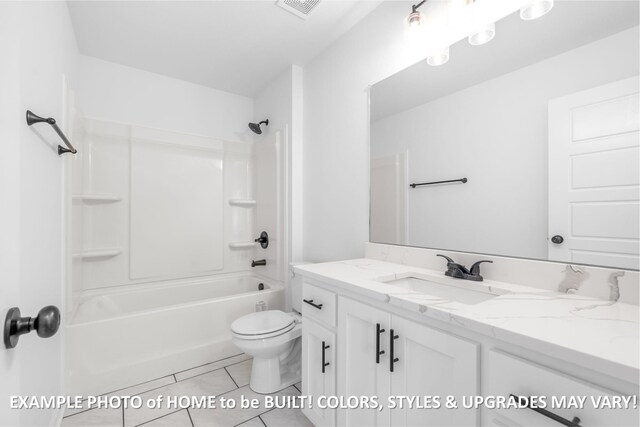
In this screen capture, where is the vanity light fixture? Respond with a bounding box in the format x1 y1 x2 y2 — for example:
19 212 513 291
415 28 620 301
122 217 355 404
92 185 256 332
468 22 495 45
427 46 450 66
520 0 554 20
406 0 427 36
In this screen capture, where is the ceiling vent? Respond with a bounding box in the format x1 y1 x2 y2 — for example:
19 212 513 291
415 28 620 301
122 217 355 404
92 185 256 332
276 0 321 20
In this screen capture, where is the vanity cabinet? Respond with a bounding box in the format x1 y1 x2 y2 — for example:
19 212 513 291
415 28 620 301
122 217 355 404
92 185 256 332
337 296 479 427
299 273 638 427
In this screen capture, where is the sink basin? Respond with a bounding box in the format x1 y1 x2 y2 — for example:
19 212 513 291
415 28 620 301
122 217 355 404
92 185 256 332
379 275 502 305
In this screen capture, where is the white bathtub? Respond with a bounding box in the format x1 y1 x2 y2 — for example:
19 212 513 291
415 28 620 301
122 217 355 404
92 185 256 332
65 274 283 396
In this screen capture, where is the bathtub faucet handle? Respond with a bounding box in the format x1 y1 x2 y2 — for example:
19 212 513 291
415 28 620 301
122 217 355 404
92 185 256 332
252 259 267 268
254 231 269 249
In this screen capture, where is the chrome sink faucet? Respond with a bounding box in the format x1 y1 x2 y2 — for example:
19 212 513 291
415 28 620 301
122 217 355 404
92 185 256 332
437 255 493 282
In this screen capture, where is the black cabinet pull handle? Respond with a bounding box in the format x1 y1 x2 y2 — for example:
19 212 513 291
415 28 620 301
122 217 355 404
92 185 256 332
303 299 323 310
390 329 399 372
321 341 330 373
510 395 581 426
376 323 386 364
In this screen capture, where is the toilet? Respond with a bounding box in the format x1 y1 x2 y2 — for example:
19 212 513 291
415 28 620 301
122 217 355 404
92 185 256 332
231 264 306 394
231 310 301 394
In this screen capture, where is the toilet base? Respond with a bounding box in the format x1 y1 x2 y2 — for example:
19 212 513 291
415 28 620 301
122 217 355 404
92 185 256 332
249 337 301 394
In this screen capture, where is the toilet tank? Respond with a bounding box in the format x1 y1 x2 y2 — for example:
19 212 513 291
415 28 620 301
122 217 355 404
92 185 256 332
290 262 311 314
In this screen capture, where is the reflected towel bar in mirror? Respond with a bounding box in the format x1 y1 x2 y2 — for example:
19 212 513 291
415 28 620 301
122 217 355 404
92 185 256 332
26 110 77 155
409 177 467 188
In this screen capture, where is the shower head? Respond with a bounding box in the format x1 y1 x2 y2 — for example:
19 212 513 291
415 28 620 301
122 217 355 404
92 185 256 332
248 119 269 135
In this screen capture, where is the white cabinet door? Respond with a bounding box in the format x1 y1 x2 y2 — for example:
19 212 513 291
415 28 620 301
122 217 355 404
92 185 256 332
338 297 392 427
302 319 336 427
548 76 639 269
390 316 479 427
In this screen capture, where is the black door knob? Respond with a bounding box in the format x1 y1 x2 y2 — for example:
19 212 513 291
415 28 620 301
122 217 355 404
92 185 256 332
34 306 61 338
551 235 564 244
3 305 61 349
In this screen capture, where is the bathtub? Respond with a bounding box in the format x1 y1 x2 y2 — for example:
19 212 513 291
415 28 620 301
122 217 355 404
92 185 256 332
65 274 283 396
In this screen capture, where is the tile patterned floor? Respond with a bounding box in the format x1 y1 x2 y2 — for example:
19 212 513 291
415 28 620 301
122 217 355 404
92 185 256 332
61 354 311 427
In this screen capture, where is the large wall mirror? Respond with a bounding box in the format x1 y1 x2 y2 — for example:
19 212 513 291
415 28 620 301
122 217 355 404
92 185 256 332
370 1 639 270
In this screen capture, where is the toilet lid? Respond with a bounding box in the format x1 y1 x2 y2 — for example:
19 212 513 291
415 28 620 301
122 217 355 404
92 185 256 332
231 310 295 337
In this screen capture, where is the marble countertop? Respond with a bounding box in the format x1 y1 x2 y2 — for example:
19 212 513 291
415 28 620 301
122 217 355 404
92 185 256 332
294 258 639 382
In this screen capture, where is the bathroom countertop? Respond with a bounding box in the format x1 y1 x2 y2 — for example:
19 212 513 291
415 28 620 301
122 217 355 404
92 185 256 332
294 258 639 383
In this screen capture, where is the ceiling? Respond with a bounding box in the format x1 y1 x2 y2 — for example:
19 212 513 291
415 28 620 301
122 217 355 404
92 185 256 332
371 1 640 121
67 0 383 97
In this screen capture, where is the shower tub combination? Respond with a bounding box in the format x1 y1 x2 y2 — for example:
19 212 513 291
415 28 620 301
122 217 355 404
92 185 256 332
65 274 283 396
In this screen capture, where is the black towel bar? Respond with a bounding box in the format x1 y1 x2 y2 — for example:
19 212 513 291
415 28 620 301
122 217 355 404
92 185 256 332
409 178 467 188
26 110 77 155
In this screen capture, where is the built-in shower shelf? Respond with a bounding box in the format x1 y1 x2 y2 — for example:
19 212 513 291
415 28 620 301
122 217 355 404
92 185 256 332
73 248 122 260
228 242 257 249
228 199 256 207
73 194 122 203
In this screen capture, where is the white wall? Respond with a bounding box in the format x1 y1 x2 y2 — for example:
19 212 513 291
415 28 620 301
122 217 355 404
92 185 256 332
303 2 414 262
0 2 79 426
78 55 254 143
371 27 639 260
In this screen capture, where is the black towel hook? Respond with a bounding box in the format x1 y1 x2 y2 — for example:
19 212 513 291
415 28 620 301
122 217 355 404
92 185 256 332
26 110 77 155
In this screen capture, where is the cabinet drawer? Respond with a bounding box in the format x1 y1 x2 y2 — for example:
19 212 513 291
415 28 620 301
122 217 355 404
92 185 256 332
302 282 336 328
486 350 638 427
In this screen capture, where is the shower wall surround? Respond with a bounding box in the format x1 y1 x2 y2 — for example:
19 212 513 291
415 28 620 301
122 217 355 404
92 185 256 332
65 54 289 316
69 118 259 314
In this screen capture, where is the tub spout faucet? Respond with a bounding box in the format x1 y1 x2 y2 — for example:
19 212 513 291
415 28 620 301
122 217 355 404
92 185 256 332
252 259 266 267
437 254 492 282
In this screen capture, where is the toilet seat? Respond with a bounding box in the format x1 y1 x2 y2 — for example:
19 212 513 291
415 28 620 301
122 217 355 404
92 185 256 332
231 310 296 340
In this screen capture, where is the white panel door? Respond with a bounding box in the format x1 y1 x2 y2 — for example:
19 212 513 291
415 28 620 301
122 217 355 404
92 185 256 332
548 77 640 269
390 316 479 427
302 319 336 427
1 4 71 425
337 297 391 427
370 153 407 245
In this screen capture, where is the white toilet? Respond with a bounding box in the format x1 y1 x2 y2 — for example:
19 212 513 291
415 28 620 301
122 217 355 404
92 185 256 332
231 310 301 393
231 266 306 394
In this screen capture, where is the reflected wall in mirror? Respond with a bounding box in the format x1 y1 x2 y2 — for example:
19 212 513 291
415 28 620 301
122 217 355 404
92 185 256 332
370 1 639 270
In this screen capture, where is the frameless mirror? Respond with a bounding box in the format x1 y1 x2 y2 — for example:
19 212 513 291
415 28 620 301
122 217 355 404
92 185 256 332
370 1 639 269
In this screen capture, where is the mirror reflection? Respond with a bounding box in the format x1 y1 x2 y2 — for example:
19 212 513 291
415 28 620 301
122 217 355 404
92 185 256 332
370 1 639 269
